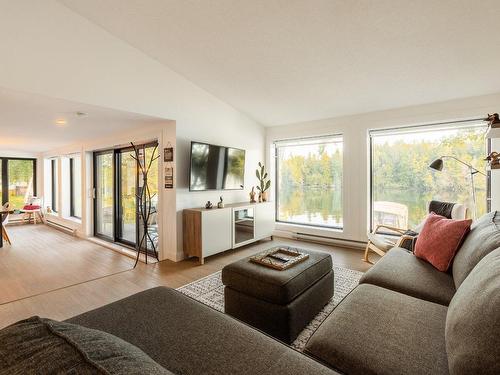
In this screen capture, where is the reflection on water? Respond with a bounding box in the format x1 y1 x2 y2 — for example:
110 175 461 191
278 187 486 230
375 188 486 228
278 187 343 228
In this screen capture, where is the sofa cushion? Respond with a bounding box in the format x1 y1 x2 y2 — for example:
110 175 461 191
305 284 449 375
452 211 500 287
221 247 332 304
0 316 172 374
446 247 500 375
359 247 456 305
414 213 471 272
67 287 338 375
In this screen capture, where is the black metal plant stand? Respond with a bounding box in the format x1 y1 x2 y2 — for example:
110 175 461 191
130 142 160 267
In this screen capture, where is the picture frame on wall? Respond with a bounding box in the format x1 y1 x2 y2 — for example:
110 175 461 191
164 147 174 162
165 166 174 188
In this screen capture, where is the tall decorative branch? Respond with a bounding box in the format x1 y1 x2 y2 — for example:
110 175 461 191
130 142 160 267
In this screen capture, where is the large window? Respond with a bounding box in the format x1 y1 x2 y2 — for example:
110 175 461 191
275 135 343 229
50 159 58 213
70 156 82 218
1 158 36 209
370 123 488 230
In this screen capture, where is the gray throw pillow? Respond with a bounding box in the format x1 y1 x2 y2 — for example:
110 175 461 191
452 211 500 287
446 247 500 375
0 316 174 374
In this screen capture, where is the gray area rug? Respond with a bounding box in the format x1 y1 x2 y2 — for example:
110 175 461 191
177 266 363 351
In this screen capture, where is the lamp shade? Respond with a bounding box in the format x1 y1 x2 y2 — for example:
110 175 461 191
486 126 500 138
429 158 444 171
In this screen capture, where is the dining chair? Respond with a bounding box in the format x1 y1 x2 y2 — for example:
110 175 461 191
21 196 44 224
2 202 12 245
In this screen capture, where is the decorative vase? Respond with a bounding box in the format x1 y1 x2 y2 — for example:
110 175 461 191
261 191 268 202
258 192 262 203
249 187 256 203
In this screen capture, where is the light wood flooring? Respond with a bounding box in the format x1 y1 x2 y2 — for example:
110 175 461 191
0 224 134 305
0 226 377 329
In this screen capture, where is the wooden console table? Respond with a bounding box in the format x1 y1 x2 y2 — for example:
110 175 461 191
183 201 275 264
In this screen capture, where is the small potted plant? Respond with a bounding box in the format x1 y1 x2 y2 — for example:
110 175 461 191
256 162 271 202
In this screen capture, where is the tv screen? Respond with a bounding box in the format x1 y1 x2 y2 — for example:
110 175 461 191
189 142 245 191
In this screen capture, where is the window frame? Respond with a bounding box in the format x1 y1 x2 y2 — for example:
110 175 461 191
274 134 344 230
1 157 37 206
369 121 490 233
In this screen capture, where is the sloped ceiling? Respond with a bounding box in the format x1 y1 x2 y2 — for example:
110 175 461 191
60 0 500 126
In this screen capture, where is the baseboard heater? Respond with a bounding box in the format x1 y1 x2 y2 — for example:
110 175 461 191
293 232 366 249
46 219 77 236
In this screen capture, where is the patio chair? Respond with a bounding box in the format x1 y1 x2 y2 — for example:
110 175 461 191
363 200 467 264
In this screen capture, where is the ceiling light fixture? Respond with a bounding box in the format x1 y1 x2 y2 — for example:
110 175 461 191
55 118 67 126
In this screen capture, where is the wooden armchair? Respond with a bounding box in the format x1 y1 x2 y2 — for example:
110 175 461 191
364 200 467 264
363 224 416 264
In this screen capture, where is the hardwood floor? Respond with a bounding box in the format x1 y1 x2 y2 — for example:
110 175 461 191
0 224 134 304
0 230 377 329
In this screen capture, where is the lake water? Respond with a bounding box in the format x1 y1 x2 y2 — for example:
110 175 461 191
278 187 485 229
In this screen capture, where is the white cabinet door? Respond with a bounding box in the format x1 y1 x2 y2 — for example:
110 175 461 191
255 202 275 239
202 208 232 256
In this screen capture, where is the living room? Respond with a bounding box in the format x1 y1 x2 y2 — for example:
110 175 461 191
0 1 499 374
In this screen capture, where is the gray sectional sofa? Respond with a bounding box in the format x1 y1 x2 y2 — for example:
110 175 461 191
1 212 498 374
304 210 500 375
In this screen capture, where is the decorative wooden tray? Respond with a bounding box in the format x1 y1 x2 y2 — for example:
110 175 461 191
250 246 309 270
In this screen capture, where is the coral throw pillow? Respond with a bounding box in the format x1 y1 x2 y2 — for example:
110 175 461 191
414 212 472 272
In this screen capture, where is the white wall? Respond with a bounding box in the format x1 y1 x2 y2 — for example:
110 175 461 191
267 93 500 244
0 1 265 261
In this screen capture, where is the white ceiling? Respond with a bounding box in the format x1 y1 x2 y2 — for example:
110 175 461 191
59 0 500 126
0 87 162 153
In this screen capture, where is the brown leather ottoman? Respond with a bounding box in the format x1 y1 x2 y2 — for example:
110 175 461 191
221 247 334 344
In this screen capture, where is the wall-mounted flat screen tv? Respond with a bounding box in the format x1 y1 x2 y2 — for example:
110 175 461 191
189 141 245 191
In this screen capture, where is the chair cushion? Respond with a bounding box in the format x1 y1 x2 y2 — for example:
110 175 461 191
429 200 456 218
305 284 449 375
0 316 172 374
221 247 332 304
414 213 472 272
22 205 40 210
367 232 396 252
360 248 456 305
446 247 500 375
452 211 500 287
67 287 338 375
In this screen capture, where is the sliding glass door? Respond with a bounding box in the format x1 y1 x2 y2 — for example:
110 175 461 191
93 143 158 251
117 149 137 245
94 151 114 239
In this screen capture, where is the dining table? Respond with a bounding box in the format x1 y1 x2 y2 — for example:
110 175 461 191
0 209 14 248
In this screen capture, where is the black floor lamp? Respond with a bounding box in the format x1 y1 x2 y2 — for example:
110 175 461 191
429 156 486 219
